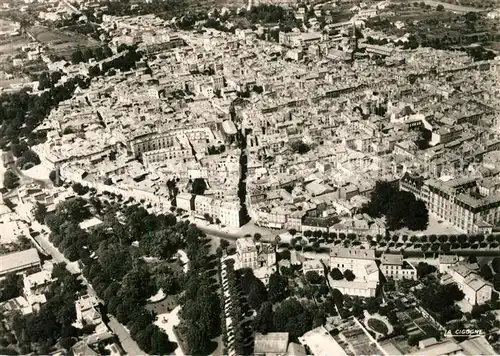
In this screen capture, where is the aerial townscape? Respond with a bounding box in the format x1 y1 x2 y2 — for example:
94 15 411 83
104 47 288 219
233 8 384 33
0 0 499 355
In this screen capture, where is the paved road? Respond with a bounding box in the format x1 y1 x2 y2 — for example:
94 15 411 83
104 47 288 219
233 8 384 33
108 316 145 356
199 226 242 241
199 223 286 243
33 232 81 274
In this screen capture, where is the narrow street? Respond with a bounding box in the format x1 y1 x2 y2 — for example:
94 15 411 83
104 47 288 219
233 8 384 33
107 316 145 356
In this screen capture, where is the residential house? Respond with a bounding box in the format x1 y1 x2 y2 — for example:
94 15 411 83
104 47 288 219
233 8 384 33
0 249 41 277
329 247 378 281
74 294 103 327
175 192 192 211
235 237 276 284
299 326 347 356
438 255 459 274
447 264 493 305
329 217 385 237
329 247 379 297
236 237 258 269
380 253 417 280
302 259 325 276
23 269 53 307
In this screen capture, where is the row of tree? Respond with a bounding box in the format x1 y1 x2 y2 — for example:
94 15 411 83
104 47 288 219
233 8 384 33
71 46 113 65
179 225 221 355
223 261 254 354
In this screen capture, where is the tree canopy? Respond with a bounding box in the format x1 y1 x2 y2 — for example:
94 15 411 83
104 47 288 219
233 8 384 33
415 280 464 323
0 273 23 302
240 268 268 310
44 198 185 354
0 75 89 149
13 264 84 353
362 181 429 231
191 178 207 195
330 268 344 280
3 169 20 190
273 298 313 340
417 262 437 278
268 272 289 303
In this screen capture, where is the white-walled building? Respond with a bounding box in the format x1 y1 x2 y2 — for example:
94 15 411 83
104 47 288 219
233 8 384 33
447 264 493 305
236 237 259 269
303 259 325 276
330 280 378 298
23 270 53 306
190 195 242 227
329 247 378 282
329 247 379 297
380 253 417 280
74 294 102 327
0 249 41 277
219 201 241 227
235 237 276 271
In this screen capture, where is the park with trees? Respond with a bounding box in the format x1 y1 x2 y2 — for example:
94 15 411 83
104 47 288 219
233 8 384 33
364 5 497 61
37 193 221 355
87 46 142 78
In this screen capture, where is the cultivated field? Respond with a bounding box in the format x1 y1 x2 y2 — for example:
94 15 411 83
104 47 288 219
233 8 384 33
28 26 101 59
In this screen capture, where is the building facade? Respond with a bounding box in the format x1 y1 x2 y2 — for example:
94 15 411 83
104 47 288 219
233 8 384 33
400 176 500 233
235 237 276 270
448 264 492 305
236 237 259 269
329 247 379 282
380 253 417 280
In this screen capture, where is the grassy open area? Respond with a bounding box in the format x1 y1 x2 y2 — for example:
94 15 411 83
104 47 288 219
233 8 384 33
27 26 100 59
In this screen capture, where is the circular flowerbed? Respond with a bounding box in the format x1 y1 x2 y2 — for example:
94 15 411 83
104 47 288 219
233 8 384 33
367 318 389 335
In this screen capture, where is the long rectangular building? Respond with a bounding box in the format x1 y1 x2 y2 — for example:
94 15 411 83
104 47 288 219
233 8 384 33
400 175 500 233
0 248 41 277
